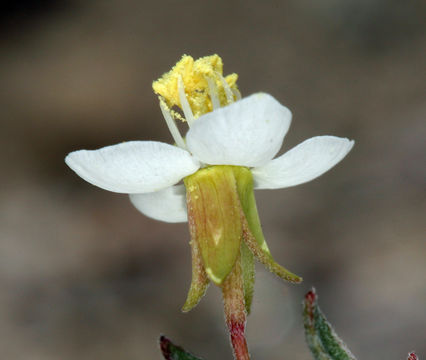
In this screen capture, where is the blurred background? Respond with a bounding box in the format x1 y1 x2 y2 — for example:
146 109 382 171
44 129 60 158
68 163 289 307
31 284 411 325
0 0 425 359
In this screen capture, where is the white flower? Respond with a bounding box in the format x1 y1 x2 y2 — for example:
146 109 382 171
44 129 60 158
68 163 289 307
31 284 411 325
66 92 354 223
66 55 355 360
65 53 355 319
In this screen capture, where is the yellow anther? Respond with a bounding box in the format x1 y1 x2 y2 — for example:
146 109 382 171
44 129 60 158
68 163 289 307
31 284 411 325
153 54 239 120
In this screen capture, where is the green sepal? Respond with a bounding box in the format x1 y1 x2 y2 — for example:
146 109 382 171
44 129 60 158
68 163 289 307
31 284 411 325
231 166 271 255
240 241 255 314
241 212 302 284
233 165 302 284
303 288 357 360
159 335 203 360
181 238 209 312
184 166 242 285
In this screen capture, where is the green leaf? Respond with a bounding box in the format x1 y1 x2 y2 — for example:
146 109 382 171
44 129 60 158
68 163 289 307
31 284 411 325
303 288 357 360
159 336 203 360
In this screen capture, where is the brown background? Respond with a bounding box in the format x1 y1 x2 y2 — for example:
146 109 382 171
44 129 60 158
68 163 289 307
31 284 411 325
0 0 425 359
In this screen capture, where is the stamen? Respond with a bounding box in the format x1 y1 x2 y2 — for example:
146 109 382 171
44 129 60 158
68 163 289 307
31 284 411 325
206 77 221 110
159 99 187 150
218 73 234 104
177 75 195 127
232 87 242 101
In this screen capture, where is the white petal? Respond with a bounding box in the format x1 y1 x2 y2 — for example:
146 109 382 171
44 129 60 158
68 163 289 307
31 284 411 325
252 136 354 189
129 185 187 223
186 93 292 167
65 141 199 194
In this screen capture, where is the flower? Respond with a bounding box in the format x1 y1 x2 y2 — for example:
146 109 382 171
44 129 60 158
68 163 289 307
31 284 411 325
65 54 354 360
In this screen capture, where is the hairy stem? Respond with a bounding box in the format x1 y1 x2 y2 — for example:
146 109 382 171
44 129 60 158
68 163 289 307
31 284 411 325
221 256 250 360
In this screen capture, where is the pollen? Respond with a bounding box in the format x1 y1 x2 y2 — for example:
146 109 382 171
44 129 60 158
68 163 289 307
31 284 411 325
153 54 239 120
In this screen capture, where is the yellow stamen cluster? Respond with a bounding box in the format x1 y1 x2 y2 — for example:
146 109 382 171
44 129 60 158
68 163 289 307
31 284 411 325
153 54 239 120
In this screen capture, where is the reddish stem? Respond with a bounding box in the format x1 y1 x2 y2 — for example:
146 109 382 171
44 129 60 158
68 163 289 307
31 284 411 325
222 256 250 360
228 320 250 360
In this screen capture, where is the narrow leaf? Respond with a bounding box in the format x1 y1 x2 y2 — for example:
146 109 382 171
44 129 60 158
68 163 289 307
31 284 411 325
159 335 203 360
303 290 333 360
303 288 357 360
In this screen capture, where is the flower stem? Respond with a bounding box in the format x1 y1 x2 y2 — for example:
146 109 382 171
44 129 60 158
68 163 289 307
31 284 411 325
221 256 250 360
